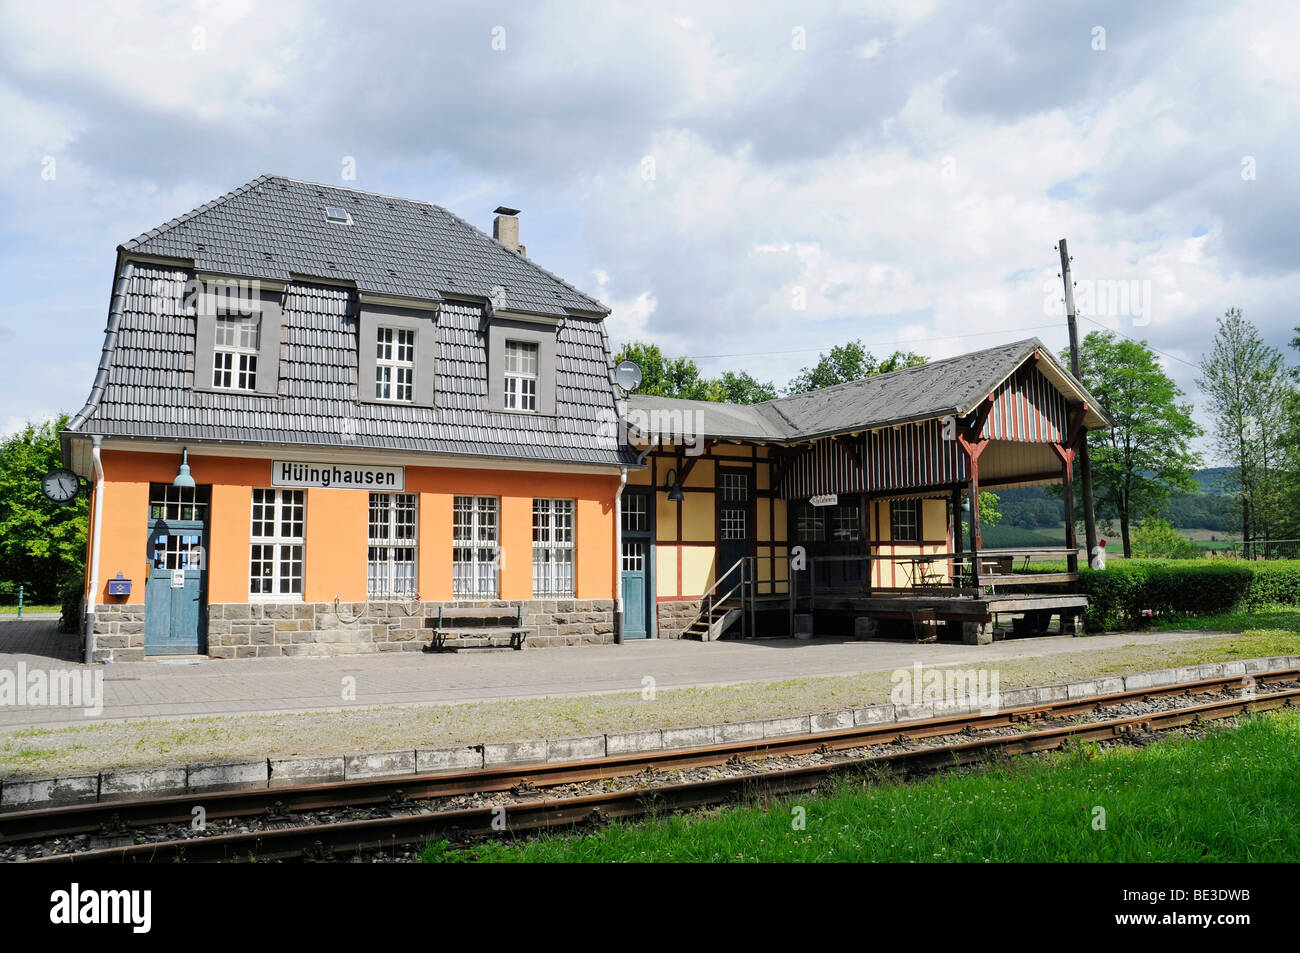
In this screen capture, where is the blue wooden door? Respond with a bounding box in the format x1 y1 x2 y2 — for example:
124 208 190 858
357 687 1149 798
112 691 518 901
621 490 652 639
621 541 647 639
145 521 206 655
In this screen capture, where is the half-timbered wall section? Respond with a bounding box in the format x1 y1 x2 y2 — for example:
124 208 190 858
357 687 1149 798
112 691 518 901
626 443 789 618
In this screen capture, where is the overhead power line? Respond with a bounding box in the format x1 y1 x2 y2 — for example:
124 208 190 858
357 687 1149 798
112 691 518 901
1078 314 1201 370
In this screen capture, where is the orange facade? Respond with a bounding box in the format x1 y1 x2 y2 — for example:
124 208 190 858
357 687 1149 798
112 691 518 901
89 449 619 605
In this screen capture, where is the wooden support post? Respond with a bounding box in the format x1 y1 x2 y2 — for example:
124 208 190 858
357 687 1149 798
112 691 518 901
809 557 816 613
1061 456 1078 575
957 397 993 593
950 486 963 590
860 492 871 593
788 571 795 636
968 470 982 591
1052 441 1080 575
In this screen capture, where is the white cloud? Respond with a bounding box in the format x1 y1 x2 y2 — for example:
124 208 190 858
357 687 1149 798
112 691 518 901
0 0 1297 465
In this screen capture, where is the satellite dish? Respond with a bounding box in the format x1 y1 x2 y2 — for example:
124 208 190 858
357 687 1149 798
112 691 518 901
614 360 643 394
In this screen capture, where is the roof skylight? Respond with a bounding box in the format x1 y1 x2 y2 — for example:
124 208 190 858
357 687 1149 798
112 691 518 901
324 206 353 225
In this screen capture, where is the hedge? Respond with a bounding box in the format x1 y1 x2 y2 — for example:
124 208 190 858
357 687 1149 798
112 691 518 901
1079 560 1300 630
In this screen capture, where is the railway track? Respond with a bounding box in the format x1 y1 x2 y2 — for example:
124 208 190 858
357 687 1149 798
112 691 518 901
4 668 1297 863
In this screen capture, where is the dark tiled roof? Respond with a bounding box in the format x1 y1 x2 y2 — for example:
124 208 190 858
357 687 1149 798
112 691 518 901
70 262 632 466
630 338 1111 442
122 175 607 317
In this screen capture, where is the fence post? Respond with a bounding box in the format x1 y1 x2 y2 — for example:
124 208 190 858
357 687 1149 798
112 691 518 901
17 585 22 620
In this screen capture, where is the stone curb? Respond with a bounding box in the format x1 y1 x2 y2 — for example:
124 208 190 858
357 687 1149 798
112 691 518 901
2 654 1296 811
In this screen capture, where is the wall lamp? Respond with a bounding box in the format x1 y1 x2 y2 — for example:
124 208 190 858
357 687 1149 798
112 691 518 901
661 467 685 502
173 448 196 488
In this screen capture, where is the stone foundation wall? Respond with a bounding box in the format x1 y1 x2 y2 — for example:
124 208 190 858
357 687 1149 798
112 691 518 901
654 599 703 639
90 599 616 661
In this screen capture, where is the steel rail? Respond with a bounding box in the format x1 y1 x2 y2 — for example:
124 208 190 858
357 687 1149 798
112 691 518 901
20 686 1299 863
3 668 1295 848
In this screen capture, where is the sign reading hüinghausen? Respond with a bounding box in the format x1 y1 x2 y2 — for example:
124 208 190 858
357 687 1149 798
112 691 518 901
272 460 405 490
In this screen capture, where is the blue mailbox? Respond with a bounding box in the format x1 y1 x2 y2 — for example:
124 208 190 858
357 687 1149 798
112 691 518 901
107 573 132 597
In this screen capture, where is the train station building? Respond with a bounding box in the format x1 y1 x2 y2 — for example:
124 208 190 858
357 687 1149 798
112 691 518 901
63 175 1109 662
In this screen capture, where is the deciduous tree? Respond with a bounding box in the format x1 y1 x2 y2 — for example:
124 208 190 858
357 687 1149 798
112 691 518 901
1198 309 1289 550
0 415 87 604
785 341 926 394
1072 331 1201 557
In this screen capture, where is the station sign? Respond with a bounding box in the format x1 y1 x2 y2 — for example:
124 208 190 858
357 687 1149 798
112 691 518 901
272 460 405 491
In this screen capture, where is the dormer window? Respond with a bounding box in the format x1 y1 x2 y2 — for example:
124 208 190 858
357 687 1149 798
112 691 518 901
357 302 436 407
212 314 261 390
503 340 538 412
194 281 282 397
375 327 416 402
486 317 556 415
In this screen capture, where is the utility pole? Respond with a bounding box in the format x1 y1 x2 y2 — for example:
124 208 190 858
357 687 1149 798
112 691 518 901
1059 239 1099 566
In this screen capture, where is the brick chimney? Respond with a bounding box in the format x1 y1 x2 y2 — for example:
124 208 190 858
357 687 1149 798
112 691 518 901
493 206 524 255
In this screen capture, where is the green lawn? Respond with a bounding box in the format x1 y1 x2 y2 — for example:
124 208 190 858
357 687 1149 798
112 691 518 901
1150 604 1300 636
424 711 1300 863
0 604 58 615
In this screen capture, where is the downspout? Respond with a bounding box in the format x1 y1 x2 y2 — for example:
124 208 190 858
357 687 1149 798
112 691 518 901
613 466 627 644
85 436 105 663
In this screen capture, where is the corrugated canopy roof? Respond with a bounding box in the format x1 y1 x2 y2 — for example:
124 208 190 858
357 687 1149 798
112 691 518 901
628 338 1111 444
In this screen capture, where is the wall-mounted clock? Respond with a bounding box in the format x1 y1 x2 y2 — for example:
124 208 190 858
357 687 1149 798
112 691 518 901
42 468 81 504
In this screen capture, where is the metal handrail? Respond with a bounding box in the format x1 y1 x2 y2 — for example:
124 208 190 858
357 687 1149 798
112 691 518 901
689 557 749 640
700 557 746 608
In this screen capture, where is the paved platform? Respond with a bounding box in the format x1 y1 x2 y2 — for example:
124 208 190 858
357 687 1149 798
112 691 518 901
0 620 1225 728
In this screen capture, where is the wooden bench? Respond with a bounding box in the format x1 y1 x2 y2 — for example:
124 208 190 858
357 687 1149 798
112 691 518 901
422 605 531 653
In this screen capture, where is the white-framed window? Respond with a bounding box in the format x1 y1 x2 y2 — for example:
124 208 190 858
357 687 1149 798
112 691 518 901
721 508 747 539
719 472 749 501
533 498 575 596
213 314 260 390
621 540 644 572
250 488 304 597
622 493 647 533
453 495 499 597
795 503 825 542
149 483 208 523
375 326 416 402
503 340 538 412
368 493 418 598
890 499 920 542
832 504 860 541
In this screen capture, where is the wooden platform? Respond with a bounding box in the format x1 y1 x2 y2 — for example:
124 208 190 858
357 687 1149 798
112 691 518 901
806 591 1088 625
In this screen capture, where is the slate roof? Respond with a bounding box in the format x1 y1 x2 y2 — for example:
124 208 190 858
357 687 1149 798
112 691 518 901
67 261 633 467
122 175 607 317
628 338 1111 443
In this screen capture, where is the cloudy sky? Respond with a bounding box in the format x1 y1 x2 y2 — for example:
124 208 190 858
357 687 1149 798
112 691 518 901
2 0 1297 461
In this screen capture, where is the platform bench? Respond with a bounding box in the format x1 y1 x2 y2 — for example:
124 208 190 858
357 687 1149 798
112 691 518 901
422 605 531 653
